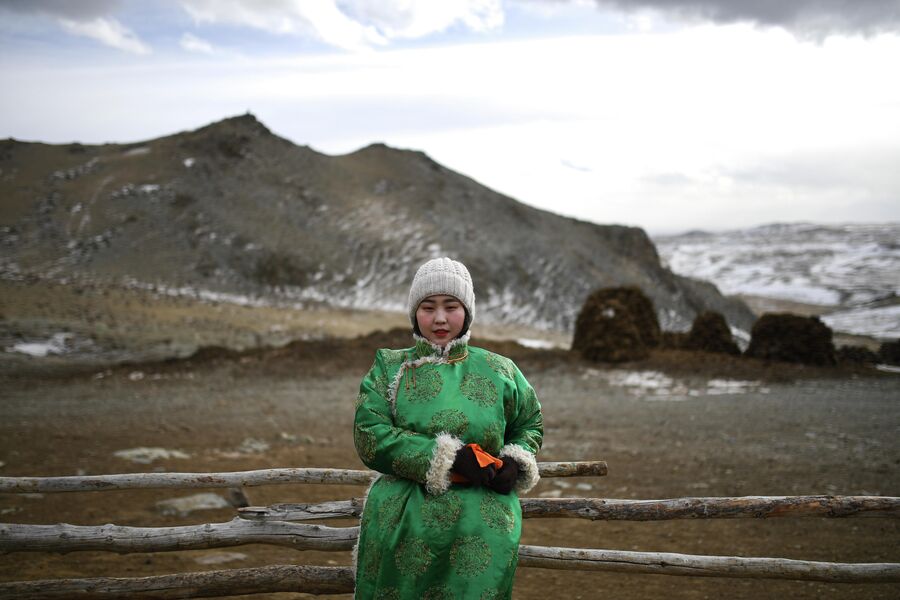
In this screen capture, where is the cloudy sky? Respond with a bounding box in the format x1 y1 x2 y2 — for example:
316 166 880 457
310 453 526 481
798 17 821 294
1 0 899 233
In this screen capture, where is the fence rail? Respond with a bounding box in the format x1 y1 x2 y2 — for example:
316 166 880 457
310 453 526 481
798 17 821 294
0 461 607 494
238 495 900 522
3 550 900 600
1 463 899 598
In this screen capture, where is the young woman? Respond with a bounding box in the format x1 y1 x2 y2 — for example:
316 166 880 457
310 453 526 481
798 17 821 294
353 257 544 599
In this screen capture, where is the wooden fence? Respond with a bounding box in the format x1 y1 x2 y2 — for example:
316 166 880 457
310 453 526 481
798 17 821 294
1 461 899 598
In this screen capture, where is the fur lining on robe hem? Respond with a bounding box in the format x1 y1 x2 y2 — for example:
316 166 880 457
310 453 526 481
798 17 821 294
425 433 464 496
351 473 381 583
499 443 540 493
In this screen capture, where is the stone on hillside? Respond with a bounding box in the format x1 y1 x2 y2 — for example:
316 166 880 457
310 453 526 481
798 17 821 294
572 291 654 362
877 339 900 365
684 311 740 355
745 313 836 366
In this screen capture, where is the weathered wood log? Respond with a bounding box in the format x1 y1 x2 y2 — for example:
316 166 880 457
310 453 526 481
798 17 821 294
238 495 900 522
240 499 364 521
539 461 608 477
517 545 900 583
0 564 355 599
1 549 897 599
0 468 376 493
0 518 357 554
521 495 900 520
0 462 606 494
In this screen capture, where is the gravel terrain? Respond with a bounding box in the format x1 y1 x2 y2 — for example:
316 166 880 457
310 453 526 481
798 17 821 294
1 339 898 599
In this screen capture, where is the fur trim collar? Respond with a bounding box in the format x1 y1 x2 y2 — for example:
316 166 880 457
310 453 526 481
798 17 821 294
413 331 470 359
386 332 470 418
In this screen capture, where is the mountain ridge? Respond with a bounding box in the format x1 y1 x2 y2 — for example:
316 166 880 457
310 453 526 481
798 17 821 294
0 113 755 335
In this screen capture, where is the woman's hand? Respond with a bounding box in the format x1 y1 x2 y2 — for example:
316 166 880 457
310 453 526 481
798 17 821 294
452 445 496 486
489 460 520 494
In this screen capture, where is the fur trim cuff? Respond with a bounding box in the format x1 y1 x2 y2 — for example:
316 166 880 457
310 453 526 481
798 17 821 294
425 433 464 496
499 443 540 494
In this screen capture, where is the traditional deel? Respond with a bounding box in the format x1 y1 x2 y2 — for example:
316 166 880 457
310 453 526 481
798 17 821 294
353 333 543 600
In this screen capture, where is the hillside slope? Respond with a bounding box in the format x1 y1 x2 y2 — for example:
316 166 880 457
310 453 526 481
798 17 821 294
0 114 754 334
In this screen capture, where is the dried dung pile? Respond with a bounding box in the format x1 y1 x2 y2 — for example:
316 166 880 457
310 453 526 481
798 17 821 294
572 287 659 362
836 345 879 365
745 313 836 366
878 340 900 365
684 311 740 355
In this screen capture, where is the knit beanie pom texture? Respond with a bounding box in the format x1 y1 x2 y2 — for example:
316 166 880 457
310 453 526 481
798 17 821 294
407 257 475 331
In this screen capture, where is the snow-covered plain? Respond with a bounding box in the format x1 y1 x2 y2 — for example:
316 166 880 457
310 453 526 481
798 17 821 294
654 223 900 338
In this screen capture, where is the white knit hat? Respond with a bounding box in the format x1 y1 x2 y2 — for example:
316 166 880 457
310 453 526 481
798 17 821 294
407 257 475 334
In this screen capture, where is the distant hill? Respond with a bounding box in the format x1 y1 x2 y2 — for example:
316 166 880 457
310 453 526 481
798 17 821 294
654 223 900 339
0 114 755 334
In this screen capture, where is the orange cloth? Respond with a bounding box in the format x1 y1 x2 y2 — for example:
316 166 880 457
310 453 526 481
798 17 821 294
450 443 503 483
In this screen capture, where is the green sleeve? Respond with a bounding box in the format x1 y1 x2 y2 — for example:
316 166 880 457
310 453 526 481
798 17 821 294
500 364 543 493
353 350 463 494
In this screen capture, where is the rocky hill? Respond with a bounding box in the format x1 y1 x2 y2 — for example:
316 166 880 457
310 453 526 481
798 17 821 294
0 114 754 335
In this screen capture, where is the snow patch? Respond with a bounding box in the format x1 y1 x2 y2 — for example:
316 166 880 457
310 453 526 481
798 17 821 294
183 157 196 168
124 146 150 156
583 368 768 400
114 447 191 464
7 333 73 357
822 305 900 339
706 379 762 395
516 338 558 349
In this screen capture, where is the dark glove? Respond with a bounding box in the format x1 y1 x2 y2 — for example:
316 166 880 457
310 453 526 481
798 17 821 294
489 459 520 494
452 445 496 486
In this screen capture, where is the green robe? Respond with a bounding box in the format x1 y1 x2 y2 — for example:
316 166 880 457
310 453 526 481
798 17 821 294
353 334 544 600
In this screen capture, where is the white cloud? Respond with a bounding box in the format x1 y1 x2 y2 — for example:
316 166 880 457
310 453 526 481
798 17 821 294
180 32 214 54
339 0 503 39
58 16 151 54
178 0 503 50
180 0 386 51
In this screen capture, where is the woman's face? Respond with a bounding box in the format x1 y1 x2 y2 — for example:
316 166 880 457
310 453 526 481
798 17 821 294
416 295 465 347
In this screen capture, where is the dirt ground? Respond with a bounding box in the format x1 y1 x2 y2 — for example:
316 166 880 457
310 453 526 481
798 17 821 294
1 327 899 600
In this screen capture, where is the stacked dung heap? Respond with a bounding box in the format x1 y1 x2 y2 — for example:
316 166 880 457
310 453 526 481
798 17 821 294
836 345 879 365
684 311 740 355
878 340 900 365
572 286 660 362
745 313 836 366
